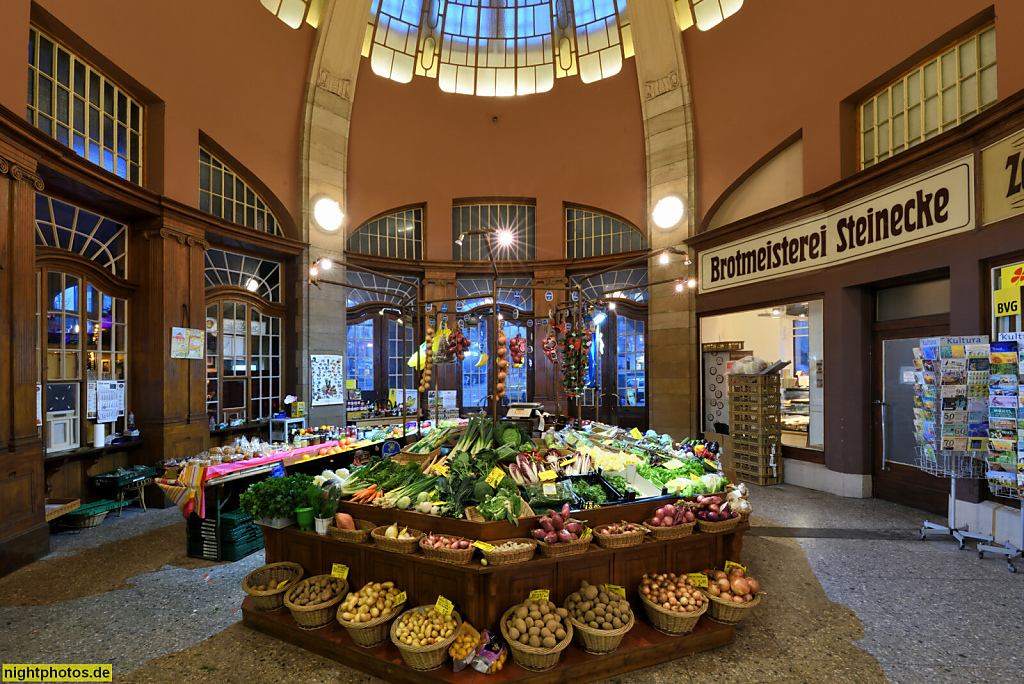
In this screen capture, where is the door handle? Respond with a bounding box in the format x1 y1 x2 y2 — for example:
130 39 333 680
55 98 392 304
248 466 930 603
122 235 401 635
874 400 889 471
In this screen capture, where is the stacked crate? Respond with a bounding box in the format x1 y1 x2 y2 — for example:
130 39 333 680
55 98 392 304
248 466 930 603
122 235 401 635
728 373 784 485
187 508 264 561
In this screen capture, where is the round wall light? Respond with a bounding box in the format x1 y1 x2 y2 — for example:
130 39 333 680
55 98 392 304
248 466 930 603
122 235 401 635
652 196 685 229
313 197 344 232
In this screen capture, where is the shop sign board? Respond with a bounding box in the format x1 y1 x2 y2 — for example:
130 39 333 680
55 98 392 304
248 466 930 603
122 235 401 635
982 129 1024 225
699 156 975 292
994 286 1021 318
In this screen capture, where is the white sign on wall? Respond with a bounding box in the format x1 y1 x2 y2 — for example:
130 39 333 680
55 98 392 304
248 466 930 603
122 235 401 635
96 381 119 423
700 156 975 292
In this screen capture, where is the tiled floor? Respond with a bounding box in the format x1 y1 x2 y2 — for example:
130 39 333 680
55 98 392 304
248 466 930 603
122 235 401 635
0 484 1020 683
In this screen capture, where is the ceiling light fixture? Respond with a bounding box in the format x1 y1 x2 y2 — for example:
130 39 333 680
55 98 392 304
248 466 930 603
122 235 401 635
313 197 344 232
320 258 332 271
454 233 465 247
246 277 260 292
684 254 692 265
652 196 685 229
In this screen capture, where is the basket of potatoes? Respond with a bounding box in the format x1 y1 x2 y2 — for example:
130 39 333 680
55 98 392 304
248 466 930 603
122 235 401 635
283 574 348 630
336 581 405 647
390 604 462 671
499 597 573 672
563 581 635 655
242 562 304 611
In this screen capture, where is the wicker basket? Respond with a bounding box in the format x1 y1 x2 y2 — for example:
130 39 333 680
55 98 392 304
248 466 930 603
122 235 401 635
328 519 374 544
371 526 424 554
338 602 403 648
642 521 695 540
702 591 761 625
479 538 537 566
395 446 441 466
640 592 708 635
535 535 592 558
593 525 646 549
69 511 108 529
389 605 462 671
739 510 752 523
697 516 741 534
419 537 475 565
242 562 305 611
283 575 348 630
500 605 573 672
564 606 635 655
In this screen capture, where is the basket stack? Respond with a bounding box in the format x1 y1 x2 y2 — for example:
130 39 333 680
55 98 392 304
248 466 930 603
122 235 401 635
371 526 424 554
328 519 374 543
640 593 707 635
500 606 573 672
727 373 783 485
242 562 305 611
283 575 348 630
478 539 537 566
390 606 462 671
702 591 761 624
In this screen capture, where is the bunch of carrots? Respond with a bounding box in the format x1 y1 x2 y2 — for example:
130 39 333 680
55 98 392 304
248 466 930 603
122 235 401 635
350 484 383 503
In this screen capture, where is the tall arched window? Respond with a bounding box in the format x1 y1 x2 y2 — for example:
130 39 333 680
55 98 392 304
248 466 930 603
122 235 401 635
347 206 423 260
199 147 283 236
566 206 647 258
453 202 536 261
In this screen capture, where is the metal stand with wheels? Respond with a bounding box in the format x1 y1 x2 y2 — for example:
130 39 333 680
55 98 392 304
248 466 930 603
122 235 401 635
976 486 1023 573
920 475 993 549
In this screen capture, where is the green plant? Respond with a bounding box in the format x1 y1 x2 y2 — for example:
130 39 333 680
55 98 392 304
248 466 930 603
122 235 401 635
310 484 342 519
238 473 314 520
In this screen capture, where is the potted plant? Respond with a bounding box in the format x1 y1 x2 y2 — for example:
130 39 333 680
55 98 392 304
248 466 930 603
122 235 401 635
311 484 342 535
239 474 314 528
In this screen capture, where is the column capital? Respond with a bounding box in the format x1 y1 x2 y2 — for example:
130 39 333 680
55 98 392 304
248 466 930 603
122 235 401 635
0 154 44 190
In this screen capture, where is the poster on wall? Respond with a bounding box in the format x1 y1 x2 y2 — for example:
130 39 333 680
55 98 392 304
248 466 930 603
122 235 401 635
311 354 345 406
171 327 205 359
96 381 119 423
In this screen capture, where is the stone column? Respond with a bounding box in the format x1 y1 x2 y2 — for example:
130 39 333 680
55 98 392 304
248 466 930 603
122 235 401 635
0 148 47 575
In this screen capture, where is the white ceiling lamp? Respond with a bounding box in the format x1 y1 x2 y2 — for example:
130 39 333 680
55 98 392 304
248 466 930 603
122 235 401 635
652 196 685 229
313 197 344 233
319 258 332 271
245 277 260 292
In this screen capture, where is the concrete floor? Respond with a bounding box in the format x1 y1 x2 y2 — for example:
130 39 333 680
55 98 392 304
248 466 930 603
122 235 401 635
0 485 1020 683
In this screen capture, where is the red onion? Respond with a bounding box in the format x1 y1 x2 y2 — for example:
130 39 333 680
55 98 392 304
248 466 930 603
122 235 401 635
532 529 547 540
550 515 564 531
566 522 582 535
544 531 559 544
539 517 555 533
557 529 573 544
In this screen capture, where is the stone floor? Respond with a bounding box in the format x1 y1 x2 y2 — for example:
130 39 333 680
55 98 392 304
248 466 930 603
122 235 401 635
1 485 1020 683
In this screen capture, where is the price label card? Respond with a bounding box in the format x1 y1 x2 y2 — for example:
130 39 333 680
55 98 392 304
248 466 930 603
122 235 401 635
663 459 684 470
559 456 576 467
486 466 505 488
529 589 550 602
542 483 557 496
724 560 746 574
606 584 626 598
432 463 450 477
538 470 557 481
629 427 643 439
394 591 407 606
688 473 701 481
435 595 454 616
472 540 495 552
686 572 708 588
331 563 349 580
581 526 592 539
704 458 718 469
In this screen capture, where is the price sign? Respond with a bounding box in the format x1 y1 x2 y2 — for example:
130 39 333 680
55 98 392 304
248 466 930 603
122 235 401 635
581 526 592 539
432 463 449 476
486 467 505 488
538 470 557 481
435 595 454 616
724 560 746 574
542 483 557 496
606 584 626 598
686 572 708 588
662 459 684 470
529 589 550 602
629 427 643 439
394 591 407 606
704 459 718 469
559 456 576 467
331 563 349 580
688 473 701 481
472 540 495 552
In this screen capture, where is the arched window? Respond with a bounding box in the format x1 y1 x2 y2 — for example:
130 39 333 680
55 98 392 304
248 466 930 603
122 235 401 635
573 267 648 302
204 248 282 303
199 147 283 236
453 202 536 261
566 207 647 258
347 206 423 259
35 194 127 278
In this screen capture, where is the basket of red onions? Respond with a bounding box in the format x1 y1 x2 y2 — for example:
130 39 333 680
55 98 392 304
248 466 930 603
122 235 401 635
531 504 592 557
419 534 475 565
691 495 740 533
643 502 696 539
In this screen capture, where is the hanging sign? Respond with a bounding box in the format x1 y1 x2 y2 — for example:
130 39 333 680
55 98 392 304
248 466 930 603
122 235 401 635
171 327 205 359
700 156 975 292
425 303 432 312
994 286 1021 318
571 292 578 301
382 440 401 458
983 129 1024 225
441 303 449 313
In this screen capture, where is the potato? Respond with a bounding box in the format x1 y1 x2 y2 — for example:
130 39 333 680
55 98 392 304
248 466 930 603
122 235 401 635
602 622 614 631
528 635 541 647
555 608 568 618
514 618 526 633
508 627 520 640
538 604 550 615
555 628 566 640
541 636 556 648
612 617 623 628
584 610 595 623
529 610 541 621
515 606 528 619
540 627 552 638
528 626 540 637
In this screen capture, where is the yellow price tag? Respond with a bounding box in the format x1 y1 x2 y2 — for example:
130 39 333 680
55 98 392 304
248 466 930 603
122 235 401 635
435 595 454 616
559 456 576 467
663 459 684 470
432 463 449 476
331 563 349 580
529 589 550 602
538 470 557 481
688 473 701 481
431 501 445 507
724 560 746 574
686 572 708 588
581 526 592 539
394 591 407 606
486 467 505 488
472 540 495 552
606 584 626 598
629 427 643 439
704 459 718 469
542 483 557 496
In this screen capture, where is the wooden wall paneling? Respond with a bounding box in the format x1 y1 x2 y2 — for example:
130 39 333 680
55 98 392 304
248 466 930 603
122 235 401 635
556 551 614 603
363 550 416 605
321 542 365 587
283 529 322 578
614 541 666 606
667 535 718 575
416 563 481 625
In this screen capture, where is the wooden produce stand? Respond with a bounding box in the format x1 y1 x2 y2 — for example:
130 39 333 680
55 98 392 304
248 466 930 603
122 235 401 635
247 497 748 683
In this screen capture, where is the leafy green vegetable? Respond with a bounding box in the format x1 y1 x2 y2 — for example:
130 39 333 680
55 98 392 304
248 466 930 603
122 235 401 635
500 424 522 447
435 474 479 518
571 480 607 504
605 474 639 495
239 474 314 519
478 491 523 525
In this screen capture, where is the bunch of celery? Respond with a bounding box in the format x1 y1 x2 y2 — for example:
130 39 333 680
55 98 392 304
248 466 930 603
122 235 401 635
451 417 495 455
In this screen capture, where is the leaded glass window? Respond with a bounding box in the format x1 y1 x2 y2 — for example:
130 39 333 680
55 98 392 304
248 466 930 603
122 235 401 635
348 207 423 259
204 249 282 303
566 207 647 258
35 194 127 278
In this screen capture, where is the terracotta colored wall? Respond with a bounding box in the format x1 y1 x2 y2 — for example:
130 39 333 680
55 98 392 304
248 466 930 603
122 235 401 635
347 58 647 261
683 0 1024 225
0 0 314 225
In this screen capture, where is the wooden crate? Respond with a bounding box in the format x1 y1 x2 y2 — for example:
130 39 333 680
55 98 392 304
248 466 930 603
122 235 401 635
45 498 81 522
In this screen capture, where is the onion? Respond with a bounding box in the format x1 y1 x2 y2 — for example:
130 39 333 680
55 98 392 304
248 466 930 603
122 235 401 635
708 584 720 597
539 518 555 533
557 529 574 544
566 522 582 535
544 531 559 544
746 578 760 594
651 516 663 527
731 577 750 595
531 529 547 540
729 567 746 578
550 515 564 531
716 578 730 592
713 570 727 581
661 504 677 518
732 595 745 603
561 504 572 521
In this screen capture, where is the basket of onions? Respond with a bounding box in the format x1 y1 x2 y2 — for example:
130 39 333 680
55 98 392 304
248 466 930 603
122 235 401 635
701 566 761 624
643 502 696 539
531 505 592 557
419 533 475 565
638 573 707 636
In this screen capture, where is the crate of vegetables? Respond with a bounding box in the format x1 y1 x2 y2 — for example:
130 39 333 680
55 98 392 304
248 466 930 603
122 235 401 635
701 565 762 624
567 473 625 509
531 506 592 557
